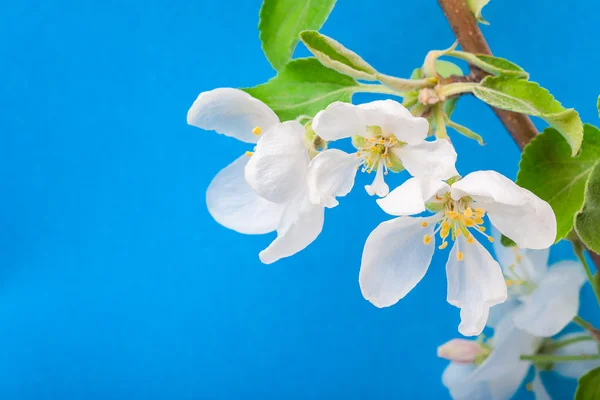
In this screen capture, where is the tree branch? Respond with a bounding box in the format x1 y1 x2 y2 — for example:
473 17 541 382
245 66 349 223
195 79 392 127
437 0 537 149
437 0 600 269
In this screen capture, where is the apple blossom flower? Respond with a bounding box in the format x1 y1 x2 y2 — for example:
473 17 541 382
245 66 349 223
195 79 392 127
487 234 586 337
441 311 546 400
308 100 457 206
359 171 556 336
188 88 324 264
187 88 286 235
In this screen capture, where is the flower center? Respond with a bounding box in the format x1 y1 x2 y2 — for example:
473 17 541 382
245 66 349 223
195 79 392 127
504 247 537 295
422 197 494 261
355 127 401 175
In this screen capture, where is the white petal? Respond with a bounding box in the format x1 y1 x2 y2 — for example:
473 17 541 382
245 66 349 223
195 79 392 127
553 331 600 379
259 190 324 264
531 370 551 400
187 88 279 144
311 102 363 141
513 261 585 337
452 171 556 249
245 121 309 204
446 236 507 336
376 177 449 216
206 155 285 234
491 227 549 284
359 217 435 308
443 363 494 400
487 299 520 329
488 361 532 400
391 139 458 180
364 162 389 197
358 100 428 145
306 149 360 208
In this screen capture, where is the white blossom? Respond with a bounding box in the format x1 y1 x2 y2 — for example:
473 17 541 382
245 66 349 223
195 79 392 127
359 171 556 336
307 100 458 206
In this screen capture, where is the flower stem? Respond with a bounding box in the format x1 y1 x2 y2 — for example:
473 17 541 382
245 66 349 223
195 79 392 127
520 353 600 362
549 334 594 350
572 237 600 306
573 315 593 330
357 84 404 97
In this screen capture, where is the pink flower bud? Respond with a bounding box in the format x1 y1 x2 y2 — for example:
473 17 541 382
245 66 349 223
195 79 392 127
437 339 486 364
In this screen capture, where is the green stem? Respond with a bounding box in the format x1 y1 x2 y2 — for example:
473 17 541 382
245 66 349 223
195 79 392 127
549 335 594 350
357 84 404 97
438 82 479 98
573 315 593 330
572 237 600 306
520 354 600 363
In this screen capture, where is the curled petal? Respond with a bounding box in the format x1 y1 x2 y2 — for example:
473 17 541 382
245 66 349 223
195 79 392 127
553 331 600 379
364 162 390 197
359 217 435 308
358 100 428 145
391 139 458 180
452 171 556 249
306 149 360 208
259 191 324 264
187 88 279 143
245 121 309 204
312 102 363 141
206 155 285 234
377 177 449 216
513 261 585 337
446 236 507 336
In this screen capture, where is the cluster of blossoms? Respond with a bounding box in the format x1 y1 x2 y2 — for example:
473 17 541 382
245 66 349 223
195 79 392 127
438 239 599 399
187 87 557 340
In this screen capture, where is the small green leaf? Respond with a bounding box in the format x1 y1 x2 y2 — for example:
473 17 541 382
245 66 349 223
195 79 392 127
447 51 528 78
243 58 358 121
299 30 376 80
466 0 491 24
473 76 583 155
434 60 464 78
501 235 516 247
517 125 600 242
259 0 337 70
575 161 600 253
575 366 600 400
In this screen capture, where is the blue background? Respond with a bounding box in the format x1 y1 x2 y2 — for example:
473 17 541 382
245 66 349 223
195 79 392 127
1 0 599 398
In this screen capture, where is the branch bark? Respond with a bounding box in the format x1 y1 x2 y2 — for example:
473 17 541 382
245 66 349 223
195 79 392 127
437 0 600 268
437 0 537 149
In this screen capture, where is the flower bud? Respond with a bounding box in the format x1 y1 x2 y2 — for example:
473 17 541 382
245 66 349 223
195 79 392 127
437 339 486 364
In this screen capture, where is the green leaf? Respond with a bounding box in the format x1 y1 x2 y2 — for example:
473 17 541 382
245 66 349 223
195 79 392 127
516 125 600 242
575 161 600 253
466 0 491 24
575 366 600 400
299 30 376 80
243 57 358 121
447 51 528 78
434 60 464 78
445 118 484 145
501 235 516 247
259 0 337 70
473 76 583 155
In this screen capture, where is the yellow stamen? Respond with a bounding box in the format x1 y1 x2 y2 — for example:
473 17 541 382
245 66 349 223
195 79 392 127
505 279 516 287
474 217 484 225
421 221 428 227
423 234 432 245
456 251 464 261
438 241 448 250
448 211 460 220
477 226 486 232
464 218 475 227
466 235 475 244
245 151 253 157
387 161 392 167
441 226 450 239
464 207 473 218
487 236 494 243
381 153 387 158
252 126 262 135
475 208 485 217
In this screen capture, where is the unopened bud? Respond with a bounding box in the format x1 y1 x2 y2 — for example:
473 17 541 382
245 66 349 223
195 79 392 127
437 339 486 364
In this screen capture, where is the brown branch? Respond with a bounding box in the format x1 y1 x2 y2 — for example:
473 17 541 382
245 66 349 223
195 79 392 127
437 0 600 268
437 0 537 150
